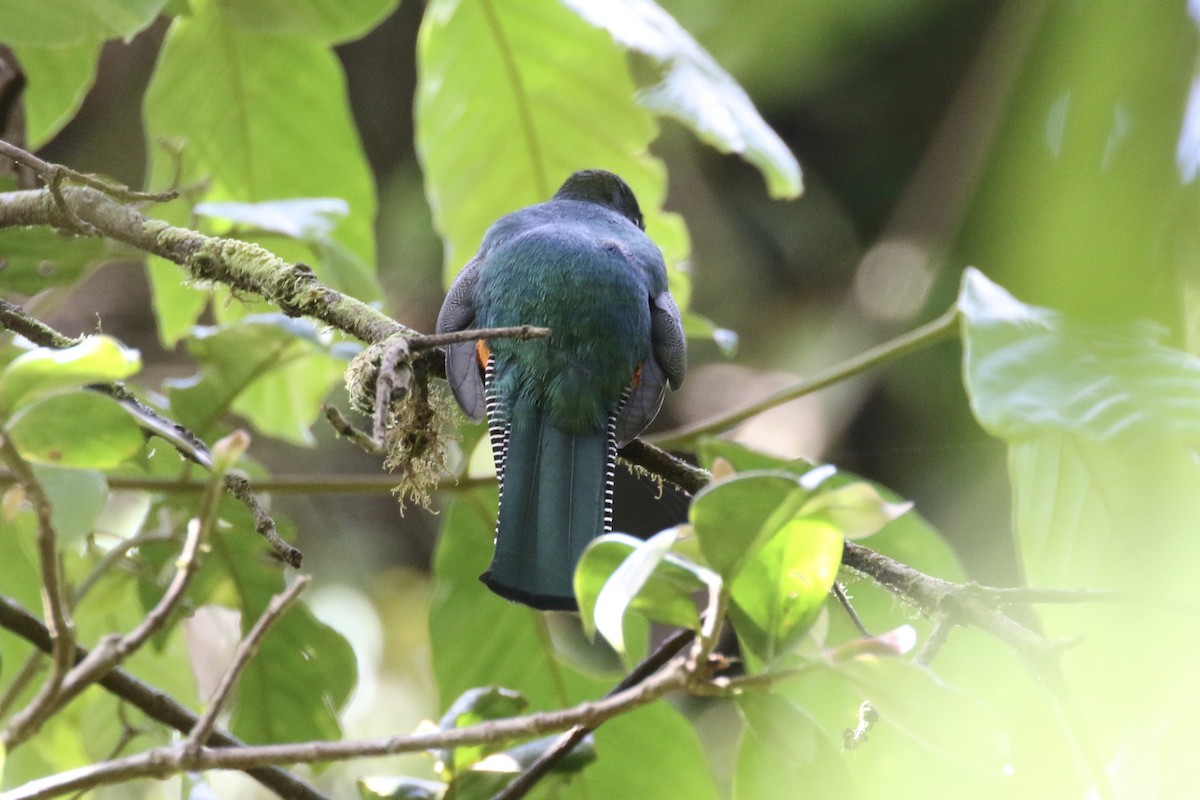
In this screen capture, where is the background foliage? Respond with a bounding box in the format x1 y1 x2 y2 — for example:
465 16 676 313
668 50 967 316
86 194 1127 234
2 0 1199 798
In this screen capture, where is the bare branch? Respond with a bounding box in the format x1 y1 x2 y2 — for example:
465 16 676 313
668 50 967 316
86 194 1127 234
408 325 551 351
0 435 75 750
4 653 692 800
0 594 330 800
187 577 311 749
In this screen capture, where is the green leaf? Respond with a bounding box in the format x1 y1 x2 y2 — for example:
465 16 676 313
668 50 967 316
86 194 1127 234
416 0 690 284
13 39 103 148
576 529 707 653
29 466 107 544
0 0 167 45
167 316 343 443
220 0 399 44
436 686 528 774
195 198 349 240
562 0 802 199
729 517 843 666
734 694 857 800
0 336 141 418
8 391 144 469
831 656 1010 774
959 267 1200 443
799 481 912 540
688 471 810 581
144 0 378 342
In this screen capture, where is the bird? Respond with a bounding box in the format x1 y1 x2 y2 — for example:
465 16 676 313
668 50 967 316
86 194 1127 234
436 169 686 610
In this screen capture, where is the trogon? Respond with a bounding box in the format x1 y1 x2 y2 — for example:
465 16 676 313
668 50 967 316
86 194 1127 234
437 169 687 610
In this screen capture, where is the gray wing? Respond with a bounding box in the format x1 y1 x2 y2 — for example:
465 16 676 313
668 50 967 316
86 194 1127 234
436 256 486 421
615 290 687 445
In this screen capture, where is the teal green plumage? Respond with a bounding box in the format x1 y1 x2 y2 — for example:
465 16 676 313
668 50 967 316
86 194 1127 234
437 170 686 610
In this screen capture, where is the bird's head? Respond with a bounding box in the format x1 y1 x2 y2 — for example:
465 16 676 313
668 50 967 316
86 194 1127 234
553 169 645 230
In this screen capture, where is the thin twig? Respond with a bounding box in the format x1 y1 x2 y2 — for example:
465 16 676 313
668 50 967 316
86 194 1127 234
649 305 961 449
0 138 178 204
0 594 330 800
188 577 311 749
832 582 872 637
0 435 75 750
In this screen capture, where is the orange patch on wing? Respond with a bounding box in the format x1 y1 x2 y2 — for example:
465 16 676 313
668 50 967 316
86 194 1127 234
475 339 491 371
630 363 643 389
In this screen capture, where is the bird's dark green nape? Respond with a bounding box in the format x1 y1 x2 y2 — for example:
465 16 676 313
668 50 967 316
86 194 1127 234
436 169 686 610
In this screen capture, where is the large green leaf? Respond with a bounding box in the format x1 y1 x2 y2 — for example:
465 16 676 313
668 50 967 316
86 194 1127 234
959 268 1200 443
166 316 344 444
8 390 144 469
416 0 689 283
220 0 399 43
143 0 378 343
562 0 802 199
0 0 167 45
13 39 103 148
0 335 141 418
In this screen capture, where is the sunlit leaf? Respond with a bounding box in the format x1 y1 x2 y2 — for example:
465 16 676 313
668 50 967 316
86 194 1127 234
0 335 141 417
682 311 739 355
688 471 809 581
575 529 706 653
449 735 597 799
562 0 802 199
416 0 690 284
799 480 912 540
728 517 842 666
8 391 144 469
